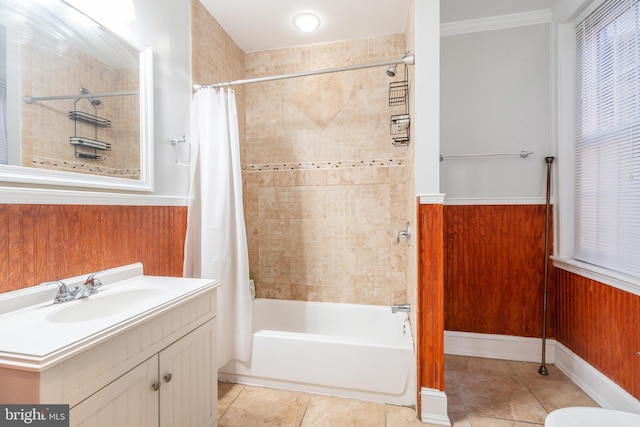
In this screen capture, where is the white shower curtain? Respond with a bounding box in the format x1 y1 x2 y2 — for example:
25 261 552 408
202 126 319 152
184 87 251 369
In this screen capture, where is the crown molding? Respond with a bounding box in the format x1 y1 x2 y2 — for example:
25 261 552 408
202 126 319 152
552 0 597 24
441 10 553 37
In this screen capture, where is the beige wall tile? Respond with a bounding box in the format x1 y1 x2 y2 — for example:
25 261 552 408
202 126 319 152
192 5 409 305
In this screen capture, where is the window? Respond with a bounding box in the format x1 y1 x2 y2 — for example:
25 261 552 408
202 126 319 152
0 24 6 165
0 83 6 165
574 0 640 279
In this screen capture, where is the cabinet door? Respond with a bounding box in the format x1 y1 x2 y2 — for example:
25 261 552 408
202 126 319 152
70 357 159 427
159 319 217 427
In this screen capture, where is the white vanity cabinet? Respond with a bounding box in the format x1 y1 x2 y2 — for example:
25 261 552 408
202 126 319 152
70 355 159 426
71 320 216 427
0 264 219 427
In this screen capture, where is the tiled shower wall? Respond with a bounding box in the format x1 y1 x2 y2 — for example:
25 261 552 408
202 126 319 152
243 35 409 305
191 3 409 305
243 162 407 304
191 0 246 143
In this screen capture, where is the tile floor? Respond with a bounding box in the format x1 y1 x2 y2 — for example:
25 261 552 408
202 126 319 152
217 355 599 426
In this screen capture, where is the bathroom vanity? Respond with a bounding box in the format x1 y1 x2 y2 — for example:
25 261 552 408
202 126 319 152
0 263 219 427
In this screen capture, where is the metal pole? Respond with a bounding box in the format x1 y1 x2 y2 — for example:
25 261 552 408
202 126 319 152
194 54 415 90
539 156 555 375
23 91 138 104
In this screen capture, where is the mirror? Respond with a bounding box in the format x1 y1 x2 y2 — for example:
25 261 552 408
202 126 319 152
0 0 153 191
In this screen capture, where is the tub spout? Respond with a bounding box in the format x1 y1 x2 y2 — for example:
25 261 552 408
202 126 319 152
391 303 411 313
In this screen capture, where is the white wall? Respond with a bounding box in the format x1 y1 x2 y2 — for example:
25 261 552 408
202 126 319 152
128 0 191 198
414 0 441 197
440 23 552 201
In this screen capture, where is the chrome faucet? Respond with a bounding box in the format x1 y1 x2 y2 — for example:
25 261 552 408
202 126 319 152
82 271 103 291
396 222 411 246
45 270 104 304
391 303 411 313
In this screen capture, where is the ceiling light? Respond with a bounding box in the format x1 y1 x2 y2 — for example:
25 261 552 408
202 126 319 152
293 13 321 32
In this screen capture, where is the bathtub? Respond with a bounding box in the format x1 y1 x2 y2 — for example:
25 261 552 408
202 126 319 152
219 298 416 406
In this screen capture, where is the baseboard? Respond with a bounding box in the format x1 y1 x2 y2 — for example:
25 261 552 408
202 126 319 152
444 330 555 363
420 388 450 426
444 331 640 413
553 342 640 413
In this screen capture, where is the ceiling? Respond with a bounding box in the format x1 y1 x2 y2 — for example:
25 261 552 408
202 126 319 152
199 0 557 54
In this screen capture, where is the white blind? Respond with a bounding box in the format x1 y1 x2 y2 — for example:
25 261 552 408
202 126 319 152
575 0 640 279
0 84 6 165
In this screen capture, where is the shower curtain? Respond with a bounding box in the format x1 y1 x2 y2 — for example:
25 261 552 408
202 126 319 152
184 87 251 369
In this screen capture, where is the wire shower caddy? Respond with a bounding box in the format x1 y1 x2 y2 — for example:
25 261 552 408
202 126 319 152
69 97 111 160
389 64 410 147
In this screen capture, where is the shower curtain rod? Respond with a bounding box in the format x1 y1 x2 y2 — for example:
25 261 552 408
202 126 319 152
193 53 415 90
22 90 138 104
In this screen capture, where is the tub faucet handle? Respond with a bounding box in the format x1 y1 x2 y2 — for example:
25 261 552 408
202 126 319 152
396 222 411 246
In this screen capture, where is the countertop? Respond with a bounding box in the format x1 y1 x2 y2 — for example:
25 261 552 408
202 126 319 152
0 263 218 370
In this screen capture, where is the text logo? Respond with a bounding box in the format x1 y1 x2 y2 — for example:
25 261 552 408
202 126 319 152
0 405 69 426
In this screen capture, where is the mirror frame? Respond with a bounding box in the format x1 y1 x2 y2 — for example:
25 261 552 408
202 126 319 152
0 5 154 192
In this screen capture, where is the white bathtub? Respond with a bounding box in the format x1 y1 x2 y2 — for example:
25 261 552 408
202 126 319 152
219 298 416 405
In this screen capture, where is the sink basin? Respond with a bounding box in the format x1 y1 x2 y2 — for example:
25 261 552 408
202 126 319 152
47 288 167 323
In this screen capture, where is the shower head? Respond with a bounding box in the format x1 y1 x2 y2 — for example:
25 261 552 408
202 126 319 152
386 64 397 77
386 53 415 78
80 87 101 106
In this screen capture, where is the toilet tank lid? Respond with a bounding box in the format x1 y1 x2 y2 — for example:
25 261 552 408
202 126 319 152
545 407 640 427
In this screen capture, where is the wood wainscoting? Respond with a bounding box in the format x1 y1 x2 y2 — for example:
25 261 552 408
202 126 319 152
0 204 188 293
417 202 445 392
556 269 640 402
443 204 554 338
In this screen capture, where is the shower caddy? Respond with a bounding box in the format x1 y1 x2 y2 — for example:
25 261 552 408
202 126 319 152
68 97 111 160
389 66 410 147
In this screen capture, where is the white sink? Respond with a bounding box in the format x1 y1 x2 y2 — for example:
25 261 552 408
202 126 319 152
47 288 167 323
0 263 218 368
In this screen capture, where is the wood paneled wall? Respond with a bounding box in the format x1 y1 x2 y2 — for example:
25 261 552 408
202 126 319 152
556 270 640 401
417 203 445 392
0 204 188 293
444 205 554 338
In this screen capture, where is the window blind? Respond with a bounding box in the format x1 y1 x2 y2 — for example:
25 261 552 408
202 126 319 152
0 84 6 165
575 0 640 279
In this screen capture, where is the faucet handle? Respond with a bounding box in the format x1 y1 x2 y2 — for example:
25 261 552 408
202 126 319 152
85 271 104 288
49 281 71 304
396 222 411 246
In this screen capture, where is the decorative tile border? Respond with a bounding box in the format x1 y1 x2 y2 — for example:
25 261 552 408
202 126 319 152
32 156 140 178
242 159 404 172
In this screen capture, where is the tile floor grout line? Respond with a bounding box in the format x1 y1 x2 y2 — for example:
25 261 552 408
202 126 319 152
520 374 554 416
509 365 552 425
219 383 245 422
509 359 558 417
297 392 312 427
447 369 470 418
384 404 388 427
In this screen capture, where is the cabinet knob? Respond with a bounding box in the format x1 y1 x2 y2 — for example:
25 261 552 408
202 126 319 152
164 373 173 383
152 381 161 392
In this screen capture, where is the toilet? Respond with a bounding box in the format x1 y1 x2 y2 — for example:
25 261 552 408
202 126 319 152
545 407 640 426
